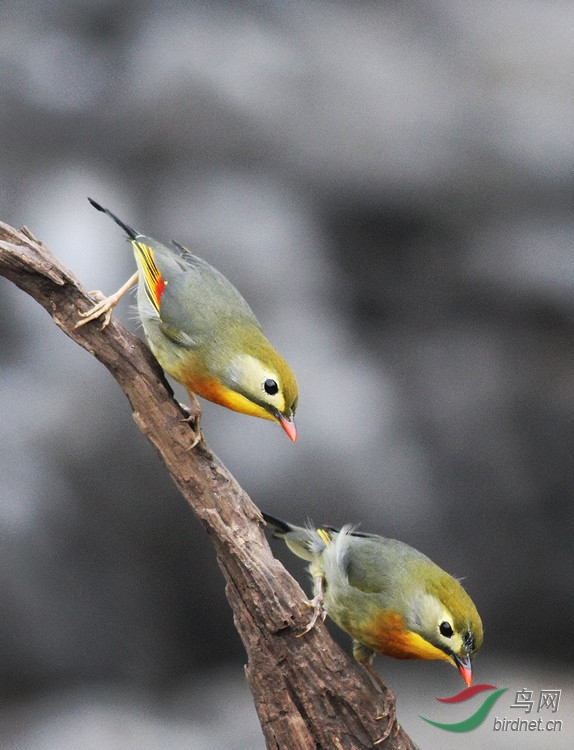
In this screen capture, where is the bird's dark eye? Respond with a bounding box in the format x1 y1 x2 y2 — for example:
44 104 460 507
439 621 453 638
264 378 279 395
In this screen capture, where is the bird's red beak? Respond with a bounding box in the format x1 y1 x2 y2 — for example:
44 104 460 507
279 415 297 442
455 654 473 687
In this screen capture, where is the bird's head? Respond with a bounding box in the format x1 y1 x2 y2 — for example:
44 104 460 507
403 579 483 686
215 350 298 440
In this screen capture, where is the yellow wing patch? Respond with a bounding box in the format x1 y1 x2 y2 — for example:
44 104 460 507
133 240 166 313
317 528 332 546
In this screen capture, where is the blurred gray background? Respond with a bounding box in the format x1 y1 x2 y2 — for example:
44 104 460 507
0 1 573 748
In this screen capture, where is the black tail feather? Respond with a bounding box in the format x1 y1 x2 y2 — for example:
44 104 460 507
261 512 293 538
88 198 139 240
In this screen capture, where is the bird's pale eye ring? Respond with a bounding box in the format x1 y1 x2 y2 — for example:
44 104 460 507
263 378 279 395
439 621 454 638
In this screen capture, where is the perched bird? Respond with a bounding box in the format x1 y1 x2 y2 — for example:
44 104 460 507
263 513 483 688
77 199 298 442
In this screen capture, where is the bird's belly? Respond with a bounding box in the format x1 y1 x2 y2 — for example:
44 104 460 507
329 601 409 659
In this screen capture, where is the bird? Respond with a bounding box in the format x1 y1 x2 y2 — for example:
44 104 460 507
263 513 483 689
76 199 298 443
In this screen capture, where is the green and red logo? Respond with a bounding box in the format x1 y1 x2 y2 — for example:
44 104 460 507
420 684 508 732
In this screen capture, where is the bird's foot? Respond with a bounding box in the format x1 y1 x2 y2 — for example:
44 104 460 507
75 290 116 329
75 271 139 330
179 397 203 450
373 710 400 745
363 664 398 744
297 593 326 636
186 430 203 450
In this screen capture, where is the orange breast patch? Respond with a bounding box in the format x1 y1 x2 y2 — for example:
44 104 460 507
177 371 273 421
362 611 451 663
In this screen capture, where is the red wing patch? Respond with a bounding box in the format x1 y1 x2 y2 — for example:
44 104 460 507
133 241 166 313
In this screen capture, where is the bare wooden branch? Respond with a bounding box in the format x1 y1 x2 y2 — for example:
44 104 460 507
0 221 418 749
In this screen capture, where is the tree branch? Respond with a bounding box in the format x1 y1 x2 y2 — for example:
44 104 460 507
0 221 418 749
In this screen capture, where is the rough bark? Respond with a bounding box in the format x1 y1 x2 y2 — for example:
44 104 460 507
0 221 418 749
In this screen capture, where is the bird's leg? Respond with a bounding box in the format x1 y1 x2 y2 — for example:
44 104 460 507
362 661 388 695
353 644 399 744
298 575 326 636
75 271 139 329
180 392 203 450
